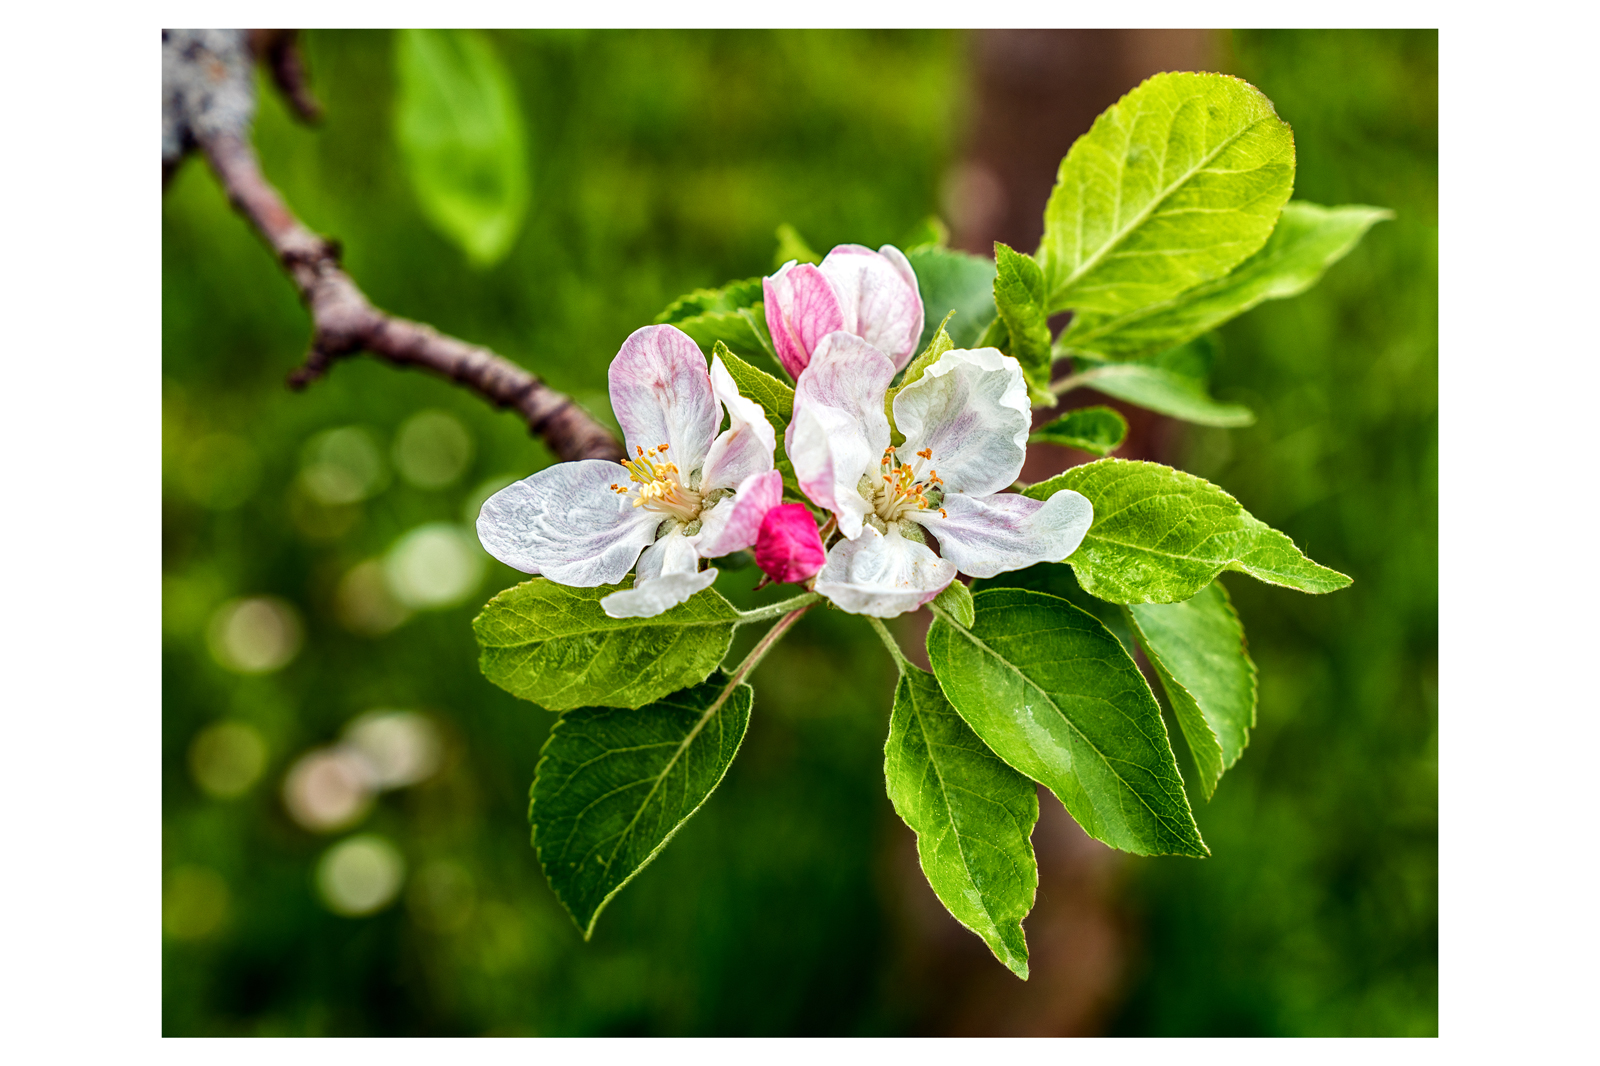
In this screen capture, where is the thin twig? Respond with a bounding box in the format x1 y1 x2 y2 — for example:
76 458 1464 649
247 30 323 122
166 28 624 464
735 592 821 626
198 130 622 463
729 605 813 685
866 616 911 672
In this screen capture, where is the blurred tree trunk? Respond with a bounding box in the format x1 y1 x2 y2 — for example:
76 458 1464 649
890 28 1216 1037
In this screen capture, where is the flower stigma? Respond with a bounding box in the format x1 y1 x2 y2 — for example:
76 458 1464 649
865 445 946 527
610 444 703 523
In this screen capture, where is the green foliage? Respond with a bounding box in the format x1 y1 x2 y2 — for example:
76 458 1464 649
1031 405 1127 455
1037 72 1295 318
1125 582 1257 800
474 579 739 711
1064 335 1256 427
1023 459 1351 603
1059 202 1393 360
886 312 955 441
656 278 777 364
711 341 793 431
899 215 950 251
394 29 530 267
532 672 753 937
991 243 1053 400
906 245 998 350
927 588 1206 858
884 664 1038 977
930 580 974 627
711 342 801 498
774 222 822 266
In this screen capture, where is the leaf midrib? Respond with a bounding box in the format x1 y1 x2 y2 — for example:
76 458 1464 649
906 680 1021 959
939 612 1193 845
1052 101 1269 307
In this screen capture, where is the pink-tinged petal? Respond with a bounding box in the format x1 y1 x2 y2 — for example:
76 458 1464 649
910 488 1094 578
691 469 784 559
818 243 925 370
476 459 659 585
700 355 777 492
600 526 717 618
813 524 957 618
608 324 719 473
893 347 1031 498
601 570 718 618
753 504 827 584
763 262 846 379
785 332 894 540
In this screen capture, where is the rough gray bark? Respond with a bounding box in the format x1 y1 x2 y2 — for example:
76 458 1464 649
161 29 624 464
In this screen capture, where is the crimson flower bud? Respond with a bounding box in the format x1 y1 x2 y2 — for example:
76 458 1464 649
753 504 826 584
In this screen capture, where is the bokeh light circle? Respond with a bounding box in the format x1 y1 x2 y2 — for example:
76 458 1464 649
393 410 474 489
206 597 303 674
383 523 485 609
189 721 269 798
282 747 374 832
344 711 441 789
316 835 406 917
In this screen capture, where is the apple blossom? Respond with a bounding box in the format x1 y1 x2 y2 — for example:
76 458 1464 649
763 244 925 379
476 324 782 619
786 334 1094 618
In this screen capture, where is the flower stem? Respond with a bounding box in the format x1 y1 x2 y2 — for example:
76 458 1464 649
866 616 910 673
729 603 813 686
1050 367 1107 397
735 591 821 625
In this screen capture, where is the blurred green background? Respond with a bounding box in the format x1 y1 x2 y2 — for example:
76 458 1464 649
161 29 1436 1035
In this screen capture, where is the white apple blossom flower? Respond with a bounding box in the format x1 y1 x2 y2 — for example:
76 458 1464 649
786 333 1094 618
763 244 925 379
476 324 782 619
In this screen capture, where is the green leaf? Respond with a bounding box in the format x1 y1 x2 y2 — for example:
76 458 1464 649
1061 335 1255 427
905 245 998 351
1031 405 1128 455
394 29 530 268
774 223 822 266
711 342 801 500
1022 458 1351 603
885 664 1038 978
900 215 950 252
1124 581 1257 800
532 671 752 937
711 341 792 430
992 243 1053 401
655 278 778 365
931 580 974 628
886 312 956 444
1037 72 1295 317
473 578 739 711
927 588 1206 858
1059 202 1392 360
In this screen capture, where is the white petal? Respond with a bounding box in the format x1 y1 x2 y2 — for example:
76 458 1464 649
818 244 926 370
893 347 1031 498
601 570 719 618
911 488 1094 578
600 526 716 618
700 355 777 492
476 460 659 585
691 469 783 559
813 524 956 618
635 524 702 580
607 324 719 473
785 331 894 540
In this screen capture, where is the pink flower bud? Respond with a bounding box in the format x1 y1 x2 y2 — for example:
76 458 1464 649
753 504 826 584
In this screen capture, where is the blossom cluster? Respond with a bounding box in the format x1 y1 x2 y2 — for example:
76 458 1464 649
477 244 1093 619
